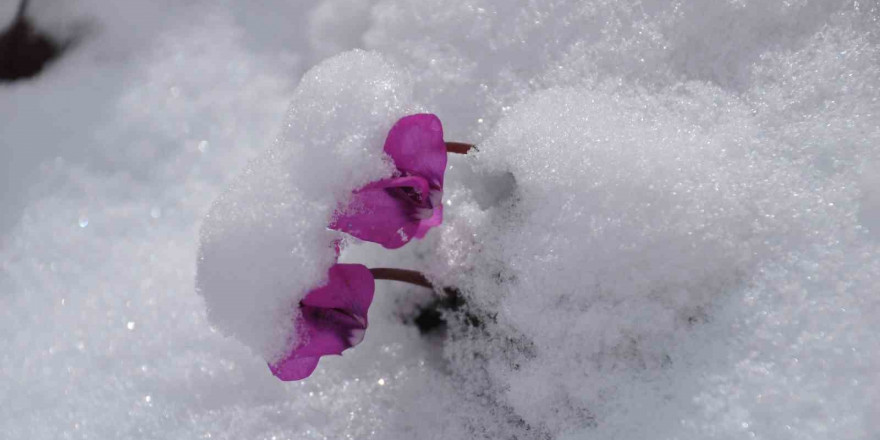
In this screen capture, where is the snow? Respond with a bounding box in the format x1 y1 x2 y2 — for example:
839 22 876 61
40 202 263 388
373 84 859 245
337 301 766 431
2 0 879 439
197 50 414 362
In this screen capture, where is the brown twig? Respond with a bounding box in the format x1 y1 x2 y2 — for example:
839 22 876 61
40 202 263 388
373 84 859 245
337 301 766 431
369 268 434 289
370 267 476 333
445 142 477 155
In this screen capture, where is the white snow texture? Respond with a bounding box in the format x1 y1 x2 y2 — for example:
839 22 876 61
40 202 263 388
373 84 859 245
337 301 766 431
1 0 878 439
197 51 413 363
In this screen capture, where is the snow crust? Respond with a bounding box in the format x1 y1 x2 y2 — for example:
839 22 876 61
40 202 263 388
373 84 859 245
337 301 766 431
2 0 879 439
440 84 877 438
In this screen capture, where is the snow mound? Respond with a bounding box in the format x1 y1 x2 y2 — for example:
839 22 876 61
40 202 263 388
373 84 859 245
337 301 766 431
432 81 877 437
1 0 879 439
197 50 416 362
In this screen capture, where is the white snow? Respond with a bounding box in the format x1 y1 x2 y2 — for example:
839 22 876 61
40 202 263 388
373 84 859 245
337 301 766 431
2 0 879 439
197 50 414 362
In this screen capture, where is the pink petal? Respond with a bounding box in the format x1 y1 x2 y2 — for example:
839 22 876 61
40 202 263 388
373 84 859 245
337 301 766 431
294 309 359 357
269 356 320 381
301 264 374 325
269 264 375 381
413 189 443 239
384 114 447 187
329 176 431 249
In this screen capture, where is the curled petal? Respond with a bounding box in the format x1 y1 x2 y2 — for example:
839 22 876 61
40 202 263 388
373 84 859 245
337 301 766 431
269 264 375 381
330 176 434 249
269 356 320 381
384 114 447 187
300 263 374 324
330 114 448 248
414 189 443 240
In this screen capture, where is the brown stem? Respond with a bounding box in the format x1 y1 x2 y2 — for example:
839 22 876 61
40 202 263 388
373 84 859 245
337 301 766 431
369 268 434 289
370 267 463 304
445 142 477 155
371 267 471 332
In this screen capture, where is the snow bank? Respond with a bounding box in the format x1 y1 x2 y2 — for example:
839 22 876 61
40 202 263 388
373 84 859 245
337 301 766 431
197 50 416 362
435 82 878 437
1 0 879 439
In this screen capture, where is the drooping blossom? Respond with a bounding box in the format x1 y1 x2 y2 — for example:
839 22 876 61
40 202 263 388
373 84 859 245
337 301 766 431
269 263 375 381
330 114 447 249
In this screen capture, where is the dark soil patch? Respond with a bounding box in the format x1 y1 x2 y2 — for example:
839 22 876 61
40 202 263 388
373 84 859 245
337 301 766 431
1 0 64 82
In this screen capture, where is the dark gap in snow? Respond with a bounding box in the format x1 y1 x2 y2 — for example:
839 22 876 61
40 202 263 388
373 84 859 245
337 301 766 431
412 288 483 334
0 0 64 82
473 171 517 210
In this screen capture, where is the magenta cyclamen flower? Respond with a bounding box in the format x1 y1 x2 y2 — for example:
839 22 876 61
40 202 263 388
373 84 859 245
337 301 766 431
269 264 375 381
330 114 447 249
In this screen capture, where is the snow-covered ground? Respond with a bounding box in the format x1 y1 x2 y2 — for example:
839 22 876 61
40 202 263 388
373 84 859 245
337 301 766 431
2 0 879 438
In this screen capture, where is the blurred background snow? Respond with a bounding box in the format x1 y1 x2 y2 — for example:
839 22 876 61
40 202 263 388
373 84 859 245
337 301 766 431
1 0 878 439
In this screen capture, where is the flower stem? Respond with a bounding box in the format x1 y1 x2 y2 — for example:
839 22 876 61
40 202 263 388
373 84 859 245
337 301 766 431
445 142 477 155
371 267 474 333
370 267 462 302
369 268 434 289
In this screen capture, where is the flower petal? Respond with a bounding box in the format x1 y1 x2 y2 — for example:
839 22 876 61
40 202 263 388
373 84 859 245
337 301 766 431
269 264 375 381
413 189 443 239
269 355 320 381
301 264 374 324
330 176 431 249
384 114 447 186
294 309 359 357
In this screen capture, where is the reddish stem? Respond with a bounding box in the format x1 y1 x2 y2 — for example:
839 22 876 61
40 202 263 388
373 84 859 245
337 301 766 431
369 268 434 289
445 142 476 155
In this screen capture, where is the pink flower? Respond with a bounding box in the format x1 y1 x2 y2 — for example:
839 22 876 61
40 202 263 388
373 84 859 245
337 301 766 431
330 114 447 249
269 264 375 381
